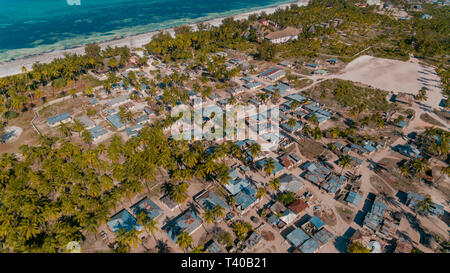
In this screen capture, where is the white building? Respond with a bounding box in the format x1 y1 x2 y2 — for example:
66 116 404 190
265 27 301 44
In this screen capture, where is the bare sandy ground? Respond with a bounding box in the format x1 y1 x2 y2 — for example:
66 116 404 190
0 0 309 78
335 55 444 108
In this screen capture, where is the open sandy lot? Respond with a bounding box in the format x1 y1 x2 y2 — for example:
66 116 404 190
335 55 444 108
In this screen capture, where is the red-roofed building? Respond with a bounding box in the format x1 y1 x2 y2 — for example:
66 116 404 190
288 199 308 215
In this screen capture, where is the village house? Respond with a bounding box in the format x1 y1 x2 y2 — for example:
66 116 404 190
46 112 72 127
265 27 301 44
164 209 203 241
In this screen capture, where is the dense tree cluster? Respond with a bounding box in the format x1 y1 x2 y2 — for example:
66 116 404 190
0 121 244 252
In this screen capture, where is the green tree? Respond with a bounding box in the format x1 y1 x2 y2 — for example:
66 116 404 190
262 158 276 177
269 177 280 193
347 241 371 253
176 231 193 252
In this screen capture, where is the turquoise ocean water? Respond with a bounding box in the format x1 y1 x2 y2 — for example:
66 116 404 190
0 0 296 61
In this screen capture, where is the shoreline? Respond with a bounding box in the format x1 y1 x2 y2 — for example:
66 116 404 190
0 0 309 78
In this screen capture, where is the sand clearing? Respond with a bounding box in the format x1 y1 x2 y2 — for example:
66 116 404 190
336 55 444 108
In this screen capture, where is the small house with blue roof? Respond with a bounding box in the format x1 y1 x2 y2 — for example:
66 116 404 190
107 113 127 130
126 124 143 137
130 197 163 220
281 120 304 133
195 190 230 212
320 175 347 195
107 209 142 233
263 82 290 96
46 112 72 127
256 158 285 175
164 209 202 241
134 114 149 124
88 125 108 140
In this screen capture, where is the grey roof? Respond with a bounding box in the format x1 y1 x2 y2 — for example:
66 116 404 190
279 174 304 193
371 196 388 217
126 124 144 136
195 191 230 211
107 94 129 106
284 93 307 103
76 115 95 129
106 113 127 129
363 212 383 231
286 228 310 247
206 240 225 253
246 232 262 249
135 114 149 124
313 228 334 245
345 191 362 206
88 125 108 139
299 237 321 253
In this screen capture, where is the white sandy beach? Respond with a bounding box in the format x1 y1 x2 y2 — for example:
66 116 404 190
0 0 309 78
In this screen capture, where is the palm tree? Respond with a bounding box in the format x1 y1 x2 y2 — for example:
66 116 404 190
418 196 433 216
189 245 204 253
248 143 261 159
411 158 430 177
263 158 276 177
58 122 72 138
338 154 352 175
307 114 318 126
115 228 142 251
290 101 299 110
72 119 85 136
330 127 341 138
302 124 311 137
213 204 225 220
170 182 189 211
136 212 159 243
256 187 267 201
287 118 297 130
400 164 410 177
176 231 193 252
156 239 172 253
312 127 322 140
268 177 280 193
203 209 215 233
81 129 93 146
227 195 236 208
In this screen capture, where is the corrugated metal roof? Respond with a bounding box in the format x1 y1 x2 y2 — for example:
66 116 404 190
130 197 162 220
107 209 141 233
299 237 320 253
286 228 310 247
46 112 71 125
309 216 325 229
195 191 230 211
88 125 108 139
